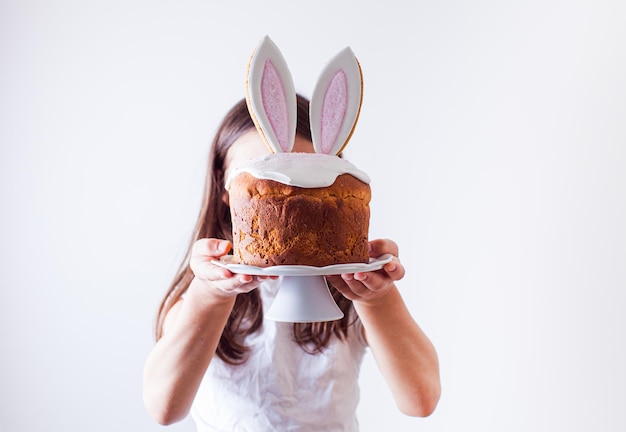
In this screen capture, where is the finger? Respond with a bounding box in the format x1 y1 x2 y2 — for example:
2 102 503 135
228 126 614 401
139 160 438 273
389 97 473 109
227 274 259 294
189 239 234 281
325 274 348 290
226 274 278 295
382 257 405 281
326 275 361 300
368 238 399 258
189 256 234 282
201 272 267 297
329 272 385 298
331 279 366 301
192 238 231 259
341 273 380 298
351 271 389 294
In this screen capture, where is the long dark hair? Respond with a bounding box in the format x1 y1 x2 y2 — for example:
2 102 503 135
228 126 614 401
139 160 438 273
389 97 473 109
155 95 356 364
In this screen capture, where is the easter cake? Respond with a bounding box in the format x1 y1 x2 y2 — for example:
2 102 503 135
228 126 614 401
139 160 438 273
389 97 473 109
226 36 371 267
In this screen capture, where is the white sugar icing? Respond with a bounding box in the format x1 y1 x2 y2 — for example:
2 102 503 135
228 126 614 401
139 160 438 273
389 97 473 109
225 152 370 189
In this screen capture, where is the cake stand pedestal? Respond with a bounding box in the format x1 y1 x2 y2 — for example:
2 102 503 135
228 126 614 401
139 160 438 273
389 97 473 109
212 254 393 323
265 275 342 322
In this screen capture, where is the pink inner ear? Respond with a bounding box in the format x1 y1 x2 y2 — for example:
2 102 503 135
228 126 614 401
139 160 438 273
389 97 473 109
261 60 290 152
320 70 348 154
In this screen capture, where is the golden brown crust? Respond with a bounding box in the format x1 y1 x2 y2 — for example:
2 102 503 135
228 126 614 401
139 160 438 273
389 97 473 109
229 173 371 267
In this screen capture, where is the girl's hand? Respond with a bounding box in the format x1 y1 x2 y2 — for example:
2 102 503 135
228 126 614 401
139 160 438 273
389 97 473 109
326 239 405 305
189 238 276 299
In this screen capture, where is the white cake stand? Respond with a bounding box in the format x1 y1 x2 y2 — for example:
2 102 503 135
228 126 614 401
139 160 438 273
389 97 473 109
212 254 394 322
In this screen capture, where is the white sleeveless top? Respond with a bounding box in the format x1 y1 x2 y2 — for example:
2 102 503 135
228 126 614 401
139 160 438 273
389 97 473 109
190 278 367 432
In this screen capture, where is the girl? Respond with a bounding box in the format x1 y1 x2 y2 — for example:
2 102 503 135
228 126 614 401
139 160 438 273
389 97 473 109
143 95 441 431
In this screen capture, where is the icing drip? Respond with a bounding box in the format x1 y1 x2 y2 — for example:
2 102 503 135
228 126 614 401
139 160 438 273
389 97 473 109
226 153 370 189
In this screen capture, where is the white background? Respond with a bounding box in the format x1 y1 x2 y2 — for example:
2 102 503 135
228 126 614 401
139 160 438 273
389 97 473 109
2 1 625 431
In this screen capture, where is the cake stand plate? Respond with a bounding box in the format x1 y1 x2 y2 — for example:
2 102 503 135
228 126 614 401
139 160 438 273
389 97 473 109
212 254 394 323
212 254 393 276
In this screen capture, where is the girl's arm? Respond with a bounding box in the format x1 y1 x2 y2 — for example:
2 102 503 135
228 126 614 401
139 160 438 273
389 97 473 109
142 239 271 425
326 239 441 417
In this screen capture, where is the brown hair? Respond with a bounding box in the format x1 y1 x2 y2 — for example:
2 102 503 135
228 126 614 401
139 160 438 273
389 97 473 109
155 94 356 364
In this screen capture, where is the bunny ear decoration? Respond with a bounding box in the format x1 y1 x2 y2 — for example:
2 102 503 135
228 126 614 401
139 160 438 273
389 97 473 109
246 36 297 153
310 47 363 156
